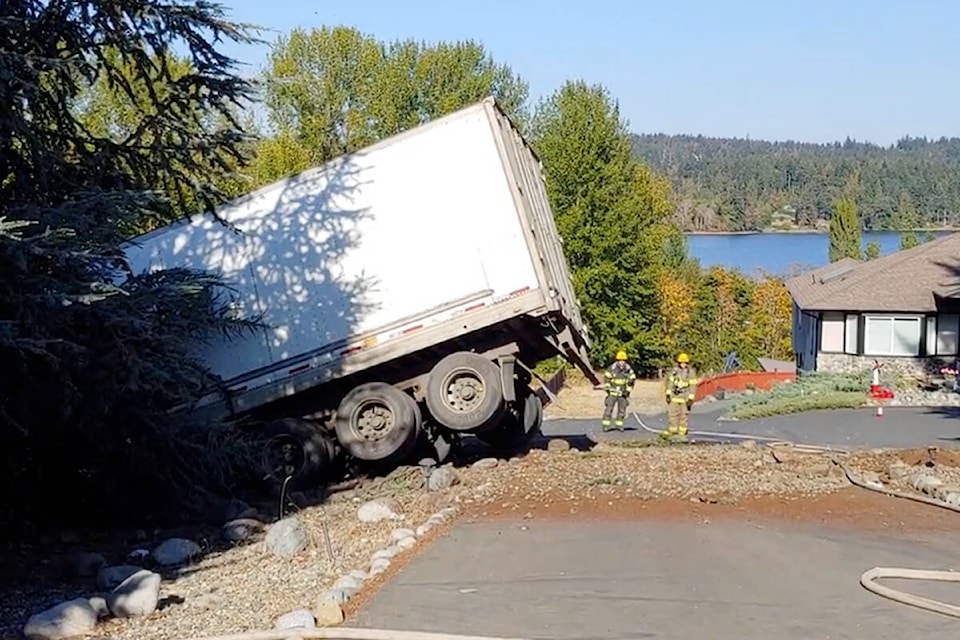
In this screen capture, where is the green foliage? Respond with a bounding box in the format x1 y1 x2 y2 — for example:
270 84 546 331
726 372 868 419
899 231 919 250
254 25 529 185
632 134 960 232
1 0 263 532
864 240 881 260
529 80 678 372
658 265 795 374
828 197 861 262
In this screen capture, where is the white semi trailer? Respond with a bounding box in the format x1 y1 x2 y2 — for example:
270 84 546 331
123 97 599 488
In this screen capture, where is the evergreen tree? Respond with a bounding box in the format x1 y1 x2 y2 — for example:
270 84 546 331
828 198 862 262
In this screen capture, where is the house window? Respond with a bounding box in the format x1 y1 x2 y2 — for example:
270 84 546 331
937 314 959 356
863 315 922 356
820 312 845 353
844 314 858 355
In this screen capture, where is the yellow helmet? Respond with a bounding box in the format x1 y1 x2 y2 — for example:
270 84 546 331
615 350 627 361
677 352 690 363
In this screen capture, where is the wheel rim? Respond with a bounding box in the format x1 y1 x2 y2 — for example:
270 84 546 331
440 367 487 414
352 398 396 441
262 434 306 480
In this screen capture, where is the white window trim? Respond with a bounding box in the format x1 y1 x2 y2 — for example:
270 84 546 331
863 314 923 357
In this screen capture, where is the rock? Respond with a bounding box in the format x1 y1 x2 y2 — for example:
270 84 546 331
427 467 458 491
333 574 363 591
23 598 98 640
912 474 943 495
396 536 417 550
222 518 265 543
471 457 499 470
861 471 883 488
371 546 401 562
107 569 161 618
97 565 142 591
415 523 433 537
313 600 345 627
546 439 571 453
740 439 757 449
320 587 355 604
221 498 253 522
87 597 110 619
275 609 316 630
65 551 106 578
369 557 391 575
265 517 308 558
390 528 416 542
128 549 150 563
357 497 402 523
348 569 369 581
152 538 201 566
885 461 911 480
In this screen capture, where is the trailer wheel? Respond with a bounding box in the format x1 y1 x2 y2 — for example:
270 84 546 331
260 418 339 491
478 391 543 451
425 352 505 432
335 382 421 463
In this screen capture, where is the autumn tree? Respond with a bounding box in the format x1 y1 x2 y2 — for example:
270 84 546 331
529 80 678 371
828 197 861 262
743 277 793 361
656 271 696 357
1 0 262 532
255 26 529 184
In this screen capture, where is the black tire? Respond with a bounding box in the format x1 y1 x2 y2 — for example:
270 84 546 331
425 352 505 432
260 418 338 491
334 382 421 463
477 391 543 451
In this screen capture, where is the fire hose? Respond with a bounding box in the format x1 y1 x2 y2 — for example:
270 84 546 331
630 411 960 620
182 416 960 639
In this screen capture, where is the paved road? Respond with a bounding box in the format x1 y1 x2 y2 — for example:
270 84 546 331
541 406 960 450
351 518 960 639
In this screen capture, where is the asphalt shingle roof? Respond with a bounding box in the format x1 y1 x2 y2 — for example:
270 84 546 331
784 232 960 312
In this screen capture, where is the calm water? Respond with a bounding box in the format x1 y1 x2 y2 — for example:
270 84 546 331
686 230 954 277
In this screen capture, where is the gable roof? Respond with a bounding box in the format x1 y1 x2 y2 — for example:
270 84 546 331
785 232 960 312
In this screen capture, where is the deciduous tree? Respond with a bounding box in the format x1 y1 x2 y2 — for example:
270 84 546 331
256 26 529 184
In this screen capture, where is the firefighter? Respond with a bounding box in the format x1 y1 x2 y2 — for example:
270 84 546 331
662 352 698 440
601 350 636 432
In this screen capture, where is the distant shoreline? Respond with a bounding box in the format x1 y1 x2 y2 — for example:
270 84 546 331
685 228 956 236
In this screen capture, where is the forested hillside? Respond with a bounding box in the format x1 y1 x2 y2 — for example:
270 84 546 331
631 134 960 232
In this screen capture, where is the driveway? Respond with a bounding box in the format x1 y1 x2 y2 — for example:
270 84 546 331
350 516 960 639
542 406 960 450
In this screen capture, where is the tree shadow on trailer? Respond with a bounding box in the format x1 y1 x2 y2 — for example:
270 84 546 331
123 151 377 510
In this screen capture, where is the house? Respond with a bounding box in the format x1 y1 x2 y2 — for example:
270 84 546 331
784 232 960 378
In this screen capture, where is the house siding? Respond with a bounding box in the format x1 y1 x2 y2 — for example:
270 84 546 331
791 302 818 373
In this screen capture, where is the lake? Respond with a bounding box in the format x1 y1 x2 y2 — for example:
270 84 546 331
685 230 955 277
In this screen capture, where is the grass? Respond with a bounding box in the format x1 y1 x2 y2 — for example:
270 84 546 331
726 372 869 420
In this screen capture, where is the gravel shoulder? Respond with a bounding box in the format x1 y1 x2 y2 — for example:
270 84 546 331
7 438 960 639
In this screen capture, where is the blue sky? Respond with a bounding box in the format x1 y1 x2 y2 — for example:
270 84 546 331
213 0 958 145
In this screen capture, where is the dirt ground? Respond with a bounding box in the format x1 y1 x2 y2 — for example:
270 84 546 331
544 373 665 419
6 440 960 639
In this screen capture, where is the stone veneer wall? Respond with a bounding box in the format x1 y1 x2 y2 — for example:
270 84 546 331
816 352 956 380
